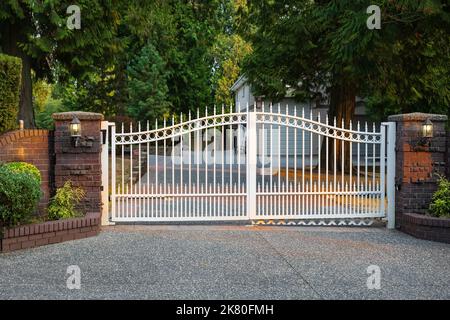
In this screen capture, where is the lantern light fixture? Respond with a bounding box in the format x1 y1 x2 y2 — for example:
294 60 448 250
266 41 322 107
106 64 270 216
421 118 433 138
70 116 81 137
70 115 81 147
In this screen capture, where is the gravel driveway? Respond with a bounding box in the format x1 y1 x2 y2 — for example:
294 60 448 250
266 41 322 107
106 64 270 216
0 225 449 299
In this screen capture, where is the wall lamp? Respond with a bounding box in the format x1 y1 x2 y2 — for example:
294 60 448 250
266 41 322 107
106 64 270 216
69 115 94 147
414 118 433 149
421 118 433 138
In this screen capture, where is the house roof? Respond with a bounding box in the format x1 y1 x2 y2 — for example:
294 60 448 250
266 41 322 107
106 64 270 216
230 75 247 92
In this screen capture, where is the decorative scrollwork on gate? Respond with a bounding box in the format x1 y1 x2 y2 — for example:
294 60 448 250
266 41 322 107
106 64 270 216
255 112 382 144
115 113 247 145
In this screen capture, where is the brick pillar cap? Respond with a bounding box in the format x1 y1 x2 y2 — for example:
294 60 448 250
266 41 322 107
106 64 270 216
52 111 104 121
388 112 447 122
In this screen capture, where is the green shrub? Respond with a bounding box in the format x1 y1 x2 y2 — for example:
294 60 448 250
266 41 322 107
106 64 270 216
35 97 67 129
429 175 450 218
3 162 41 184
47 181 85 220
0 164 41 227
0 54 22 134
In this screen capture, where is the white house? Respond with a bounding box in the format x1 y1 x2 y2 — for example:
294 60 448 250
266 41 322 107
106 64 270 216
230 75 367 119
230 75 374 168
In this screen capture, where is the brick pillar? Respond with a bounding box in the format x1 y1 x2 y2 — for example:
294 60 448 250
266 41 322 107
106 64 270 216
387 112 448 227
447 130 450 179
52 112 104 214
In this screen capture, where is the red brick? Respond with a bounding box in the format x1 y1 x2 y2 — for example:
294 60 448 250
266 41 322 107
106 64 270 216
68 228 81 234
9 242 22 251
21 240 36 249
28 234 43 241
55 230 68 236
61 234 75 242
35 238 49 246
2 238 17 246
48 236 63 244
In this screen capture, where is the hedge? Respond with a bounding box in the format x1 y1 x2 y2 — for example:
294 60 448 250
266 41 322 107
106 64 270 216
0 162 41 228
0 53 22 134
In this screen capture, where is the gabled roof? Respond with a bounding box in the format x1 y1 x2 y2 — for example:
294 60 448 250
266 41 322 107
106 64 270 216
230 75 247 92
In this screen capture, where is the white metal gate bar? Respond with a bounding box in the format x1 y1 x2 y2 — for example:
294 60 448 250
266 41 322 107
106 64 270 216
111 109 249 222
253 104 385 220
109 105 395 225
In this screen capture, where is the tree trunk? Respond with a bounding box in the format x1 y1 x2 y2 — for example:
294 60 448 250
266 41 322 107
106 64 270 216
1 22 35 128
319 83 356 174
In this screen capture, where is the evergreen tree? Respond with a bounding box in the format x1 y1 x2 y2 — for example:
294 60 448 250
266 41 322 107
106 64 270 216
127 43 171 126
0 0 120 127
241 0 450 171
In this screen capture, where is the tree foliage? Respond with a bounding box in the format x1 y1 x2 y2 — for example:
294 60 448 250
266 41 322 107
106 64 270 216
241 0 450 120
127 43 171 125
0 53 21 133
1 1 252 123
56 1 251 118
0 0 121 127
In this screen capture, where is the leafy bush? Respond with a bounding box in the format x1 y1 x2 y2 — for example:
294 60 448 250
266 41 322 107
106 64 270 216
3 162 41 184
0 163 41 227
0 54 22 134
47 181 85 220
429 175 450 218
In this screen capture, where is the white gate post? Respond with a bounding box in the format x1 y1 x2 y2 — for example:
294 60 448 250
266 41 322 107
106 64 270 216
101 121 109 226
110 122 116 223
385 122 396 229
247 112 257 220
379 124 386 218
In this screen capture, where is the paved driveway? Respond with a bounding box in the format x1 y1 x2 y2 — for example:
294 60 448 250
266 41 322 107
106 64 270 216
0 225 449 299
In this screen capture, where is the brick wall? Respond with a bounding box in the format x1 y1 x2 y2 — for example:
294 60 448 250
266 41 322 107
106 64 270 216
52 112 104 214
447 131 450 179
0 212 100 252
399 212 450 244
0 129 54 213
388 113 448 227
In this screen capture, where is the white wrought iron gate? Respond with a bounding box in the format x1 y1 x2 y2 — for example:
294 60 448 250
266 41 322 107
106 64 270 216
106 106 395 227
